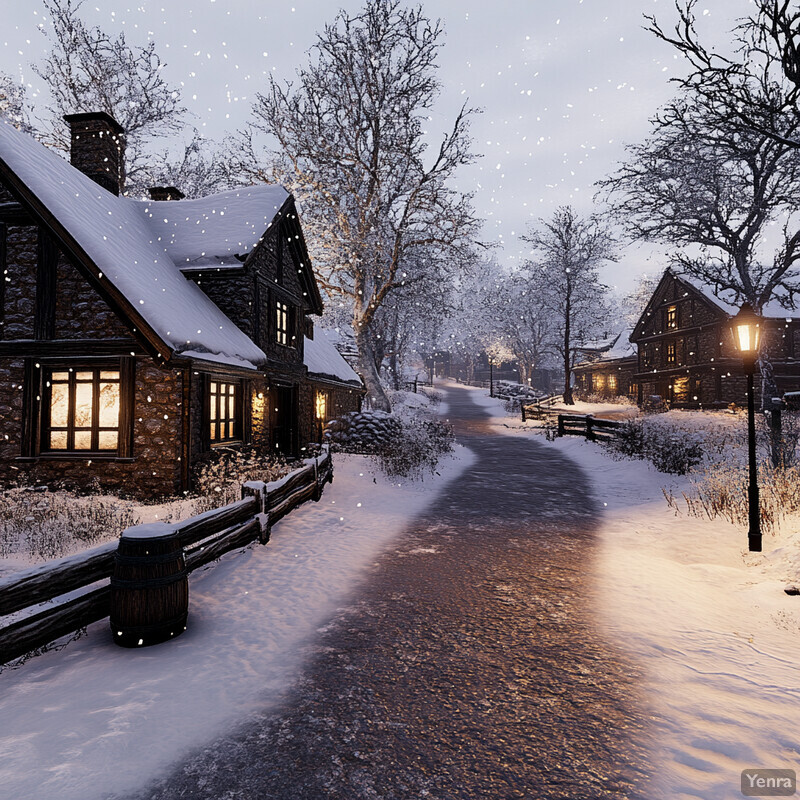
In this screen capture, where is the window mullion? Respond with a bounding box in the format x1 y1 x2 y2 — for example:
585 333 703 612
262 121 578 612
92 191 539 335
67 372 76 451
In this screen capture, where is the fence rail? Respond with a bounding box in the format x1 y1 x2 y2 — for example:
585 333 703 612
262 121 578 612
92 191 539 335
521 394 564 421
557 414 623 441
0 446 333 665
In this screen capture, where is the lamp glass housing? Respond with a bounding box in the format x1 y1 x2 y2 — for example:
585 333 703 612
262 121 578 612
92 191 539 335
730 303 761 355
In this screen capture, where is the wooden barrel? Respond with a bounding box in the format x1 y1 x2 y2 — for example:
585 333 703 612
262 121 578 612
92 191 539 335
110 522 188 648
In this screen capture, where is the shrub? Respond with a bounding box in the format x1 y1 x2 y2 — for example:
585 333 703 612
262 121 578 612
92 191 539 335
372 417 454 478
665 463 800 535
0 489 139 561
606 418 703 475
191 446 290 511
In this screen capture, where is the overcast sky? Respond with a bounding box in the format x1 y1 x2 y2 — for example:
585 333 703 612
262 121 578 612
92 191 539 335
0 0 752 293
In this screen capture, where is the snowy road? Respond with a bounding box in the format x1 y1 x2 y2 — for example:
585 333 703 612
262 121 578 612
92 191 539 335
129 385 654 800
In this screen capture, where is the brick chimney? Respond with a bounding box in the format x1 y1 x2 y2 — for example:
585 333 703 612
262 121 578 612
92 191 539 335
148 186 185 201
63 111 126 195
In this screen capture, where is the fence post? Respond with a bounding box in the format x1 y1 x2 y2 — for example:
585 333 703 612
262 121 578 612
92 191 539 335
585 415 595 441
242 481 270 544
557 414 565 437
769 407 782 468
521 404 526 422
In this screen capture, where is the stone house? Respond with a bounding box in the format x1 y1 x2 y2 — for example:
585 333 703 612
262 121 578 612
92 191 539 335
572 329 637 402
0 112 361 498
630 269 800 408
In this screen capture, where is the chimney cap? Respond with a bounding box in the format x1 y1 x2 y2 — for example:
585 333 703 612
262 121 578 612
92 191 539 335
63 111 125 136
148 186 186 201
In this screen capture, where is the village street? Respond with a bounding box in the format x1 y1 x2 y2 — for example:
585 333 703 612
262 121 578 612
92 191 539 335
131 385 654 800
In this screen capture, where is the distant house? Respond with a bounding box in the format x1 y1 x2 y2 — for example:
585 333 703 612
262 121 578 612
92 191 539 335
0 112 362 498
572 329 637 401
630 269 800 407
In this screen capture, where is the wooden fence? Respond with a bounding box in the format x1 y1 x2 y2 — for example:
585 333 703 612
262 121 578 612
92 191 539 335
556 414 623 441
520 394 564 421
0 446 333 665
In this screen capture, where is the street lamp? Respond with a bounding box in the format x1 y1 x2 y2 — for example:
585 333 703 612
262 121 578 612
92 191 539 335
730 302 762 552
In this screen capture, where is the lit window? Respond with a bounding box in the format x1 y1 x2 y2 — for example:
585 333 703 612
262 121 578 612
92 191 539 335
608 374 617 392
44 368 120 451
209 380 240 443
276 301 291 346
667 305 678 329
315 391 327 420
667 341 676 364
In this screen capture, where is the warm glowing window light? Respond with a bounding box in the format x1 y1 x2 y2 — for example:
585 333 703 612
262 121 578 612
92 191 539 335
209 381 239 443
315 391 327 420
276 301 289 345
667 305 678 329
47 368 120 451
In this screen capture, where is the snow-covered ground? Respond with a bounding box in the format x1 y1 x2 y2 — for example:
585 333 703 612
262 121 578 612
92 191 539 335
461 384 800 800
0 448 474 800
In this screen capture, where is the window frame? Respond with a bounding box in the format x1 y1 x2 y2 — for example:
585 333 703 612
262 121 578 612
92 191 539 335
275 300 295 347
207 378 243 445
38 359 133 457
666 340 677 365
666 305 678 330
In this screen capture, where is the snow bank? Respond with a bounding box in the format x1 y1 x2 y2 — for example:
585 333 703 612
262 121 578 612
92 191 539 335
0 449 474 800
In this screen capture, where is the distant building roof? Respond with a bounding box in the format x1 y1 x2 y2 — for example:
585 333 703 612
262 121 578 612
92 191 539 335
575 328 636 366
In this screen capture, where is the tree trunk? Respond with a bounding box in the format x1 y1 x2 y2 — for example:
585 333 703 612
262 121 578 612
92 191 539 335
354 317 391 412
562 288 574 405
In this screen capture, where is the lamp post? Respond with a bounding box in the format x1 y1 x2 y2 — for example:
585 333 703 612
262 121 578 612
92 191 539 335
730 302 762 552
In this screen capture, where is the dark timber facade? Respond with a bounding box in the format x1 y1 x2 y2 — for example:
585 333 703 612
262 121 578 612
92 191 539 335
0 113 361 498
630 270 800 408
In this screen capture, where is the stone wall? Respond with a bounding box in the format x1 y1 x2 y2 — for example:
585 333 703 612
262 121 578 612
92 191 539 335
54 251 132 339
3 225 37 339
0 358 186 499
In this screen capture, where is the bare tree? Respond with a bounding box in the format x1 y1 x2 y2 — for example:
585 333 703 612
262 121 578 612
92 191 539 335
646 1 800 151
522 207 616 405
600 100 800 310
237 0 482 411
0 72 34 133
491 271 555 386
142 131 228 199
33 0 185 191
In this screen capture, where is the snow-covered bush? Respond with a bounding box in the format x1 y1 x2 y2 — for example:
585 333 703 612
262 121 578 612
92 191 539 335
607 418 703 475
372 417 454 478
325 410 403 453
192 446 290 511
0 489 138 562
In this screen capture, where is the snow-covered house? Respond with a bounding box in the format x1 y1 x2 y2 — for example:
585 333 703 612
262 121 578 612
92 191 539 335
572 329 637 401
631 268 800 408
0 112 361 497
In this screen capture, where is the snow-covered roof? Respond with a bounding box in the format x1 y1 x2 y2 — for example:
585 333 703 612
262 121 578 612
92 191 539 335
0 120 267 370
304 329 362 386
134 185 289 269
576 328 636 364
673 270 796 318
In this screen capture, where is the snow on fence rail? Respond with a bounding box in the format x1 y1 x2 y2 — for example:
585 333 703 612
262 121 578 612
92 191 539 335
0 446 333 665
556 414 623 441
